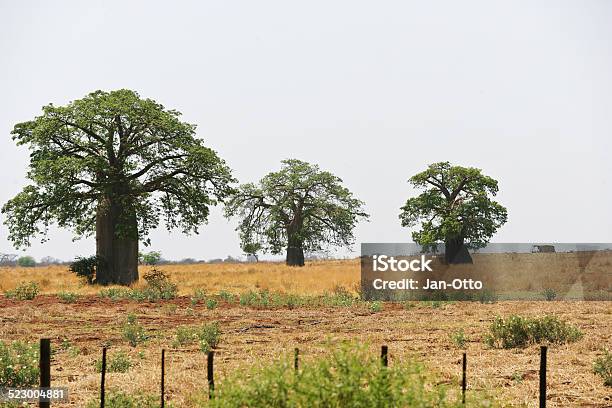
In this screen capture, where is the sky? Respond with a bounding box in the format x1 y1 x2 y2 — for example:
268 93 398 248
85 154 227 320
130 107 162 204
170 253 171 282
0 0 611 262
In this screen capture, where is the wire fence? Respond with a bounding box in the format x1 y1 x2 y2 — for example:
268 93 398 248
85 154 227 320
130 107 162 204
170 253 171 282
30 338 553 408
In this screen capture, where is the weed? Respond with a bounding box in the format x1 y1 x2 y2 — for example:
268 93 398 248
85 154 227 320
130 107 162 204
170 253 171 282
0 341 39 387
541 288 557 301
206 298 218 310
4 282 39 300
95 351 132 373
450 329 468 348
57 291 80 303
369 301 382 313
593 349 612 386
122 314 148 347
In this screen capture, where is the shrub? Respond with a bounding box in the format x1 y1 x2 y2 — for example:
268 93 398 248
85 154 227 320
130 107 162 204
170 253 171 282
369 301 382 313
218 290 235 303
450 329 468 348
173 322 221 351
16 256 36 267
206 298 218 310
485 315 583 348
0 341 39 387
542 288 557 301
142 268 177 300
206 343 489 407
86 391 162 408
95 351 132 373
5 281 39 300
58 291 80 303
122 314 148 347
69 255 102 284
191 289 206 305
593 349 612 386
323 285 355 307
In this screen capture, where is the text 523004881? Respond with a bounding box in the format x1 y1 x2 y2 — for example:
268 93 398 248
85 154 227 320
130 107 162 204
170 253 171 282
0 387 68 402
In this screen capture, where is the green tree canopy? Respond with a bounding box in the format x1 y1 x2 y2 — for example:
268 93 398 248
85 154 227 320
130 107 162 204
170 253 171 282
2 89 235 284
225 159 368 266
399 162 507 263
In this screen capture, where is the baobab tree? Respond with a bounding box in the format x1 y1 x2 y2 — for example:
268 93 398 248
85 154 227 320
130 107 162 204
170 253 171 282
225 159 368 266
2 89 235 284
399 162 507 263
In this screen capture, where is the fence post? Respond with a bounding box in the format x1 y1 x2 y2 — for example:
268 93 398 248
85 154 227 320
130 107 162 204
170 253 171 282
462 352 467 404
294 348 299 371
100 347 107 408
207 351 215 399
161 349 165 408
539 346 547 408
39 339 51 408
381 345 388 367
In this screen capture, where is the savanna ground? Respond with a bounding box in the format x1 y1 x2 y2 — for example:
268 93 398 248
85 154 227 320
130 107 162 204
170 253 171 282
0 260 610 407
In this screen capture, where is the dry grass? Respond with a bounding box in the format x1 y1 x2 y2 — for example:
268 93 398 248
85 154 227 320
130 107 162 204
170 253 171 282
0 260 610 407
0 259 360 296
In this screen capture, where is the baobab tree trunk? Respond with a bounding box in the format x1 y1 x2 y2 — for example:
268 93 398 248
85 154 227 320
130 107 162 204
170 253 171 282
286 246 305 266
444 236 473 264
95 197 139 285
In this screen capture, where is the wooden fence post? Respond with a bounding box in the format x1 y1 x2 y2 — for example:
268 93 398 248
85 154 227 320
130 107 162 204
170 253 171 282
207 351 215 399
39 339 51 408
462 352 467 404
381 345 388 367
161 349 165 408
539 346 547 408
294 348 299 371
100 347 107 408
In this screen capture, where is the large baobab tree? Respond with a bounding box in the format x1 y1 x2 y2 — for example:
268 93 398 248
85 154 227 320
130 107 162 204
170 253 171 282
2 89 235 284
225 159 368 266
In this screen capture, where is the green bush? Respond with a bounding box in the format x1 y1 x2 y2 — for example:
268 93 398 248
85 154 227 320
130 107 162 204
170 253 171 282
450 329 468 348
16 256 36 267
191 289 206 305
218 290 235 303
142 268 177 300
542 288 557 301
369 301 382 313
5 281 39 300
0 341 39 387
593 349 612 386
69 255 103 284
485 315 583 348
206 298 218 310
86 391 163 408
122 314 148 347
206 343 489 407
58 291 80 303
95 351 132 373
173 322 220 351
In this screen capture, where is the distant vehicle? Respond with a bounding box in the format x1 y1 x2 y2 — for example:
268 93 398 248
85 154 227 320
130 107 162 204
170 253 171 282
531 245 555 253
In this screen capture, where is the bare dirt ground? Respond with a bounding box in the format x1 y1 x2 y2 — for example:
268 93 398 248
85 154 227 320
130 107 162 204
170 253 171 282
0 296 610 407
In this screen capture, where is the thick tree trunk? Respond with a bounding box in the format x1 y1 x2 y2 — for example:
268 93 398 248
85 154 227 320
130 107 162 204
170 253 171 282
286 246 305 267
95 197 139 285
444 236 473 264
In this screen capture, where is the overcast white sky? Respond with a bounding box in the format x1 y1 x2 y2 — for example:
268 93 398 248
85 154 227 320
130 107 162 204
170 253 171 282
1 1 611 261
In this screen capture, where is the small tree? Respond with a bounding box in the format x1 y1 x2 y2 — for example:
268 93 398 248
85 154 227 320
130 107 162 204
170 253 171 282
242 242 261 262
225 159 368 266
17 256 36 267
140 251 162 265
399 162 507 263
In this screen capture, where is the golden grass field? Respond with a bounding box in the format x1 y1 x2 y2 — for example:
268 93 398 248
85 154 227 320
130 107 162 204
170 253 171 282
0 260 610 407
